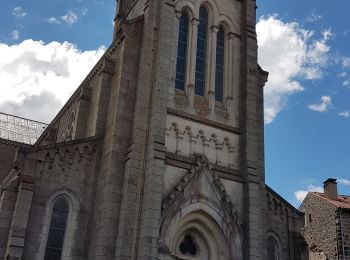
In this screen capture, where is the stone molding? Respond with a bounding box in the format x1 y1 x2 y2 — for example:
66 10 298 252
168 108 240 134
160 155 243 259
165 152 242 181
166 115 238 169
162 155 238 220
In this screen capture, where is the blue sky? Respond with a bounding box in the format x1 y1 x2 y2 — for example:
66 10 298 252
257 0 350 205
0 0 114 49
1 0 350 206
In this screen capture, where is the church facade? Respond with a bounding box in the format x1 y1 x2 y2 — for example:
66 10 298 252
0 0 308 259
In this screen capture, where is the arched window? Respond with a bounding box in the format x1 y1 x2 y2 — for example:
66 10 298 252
195 7 208 96
44 197 69 260
175 13 189 90
267 236 279 260
215 26 225 102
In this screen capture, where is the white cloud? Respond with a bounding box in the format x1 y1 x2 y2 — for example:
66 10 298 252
46 9 87 26
338 111 350 118
306 10 322 23
47 17 61 24
339 72 347 78
308 96 332 112
11 30 19 40
257 15 331 124
61 10 79 25
294 185 323 203
340 56 350 68
81 7 88 16
12 6 27 18
343 80 350 87
338 178 350 186
322 29 333 41
0 40 105 122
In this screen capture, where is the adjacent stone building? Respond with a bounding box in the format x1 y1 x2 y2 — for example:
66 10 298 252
0 0 308 259
300 179 350 260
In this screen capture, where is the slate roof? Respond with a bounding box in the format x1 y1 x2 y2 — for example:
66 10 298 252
0 112 47 145
311 192 350 209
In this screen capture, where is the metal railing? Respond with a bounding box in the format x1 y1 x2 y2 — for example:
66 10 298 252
0 112 48 145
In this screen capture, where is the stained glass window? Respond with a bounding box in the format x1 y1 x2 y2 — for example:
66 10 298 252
175 14 189 90
45 198 69 260
195 7 208 96
215 26 225 101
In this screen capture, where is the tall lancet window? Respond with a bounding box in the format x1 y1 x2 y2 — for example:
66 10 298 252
267 236 279 260
215 26 225 101
175 13 189 90
195 7 208 96
45 198 69 260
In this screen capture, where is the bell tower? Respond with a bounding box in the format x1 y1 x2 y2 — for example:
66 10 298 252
110 0 268 259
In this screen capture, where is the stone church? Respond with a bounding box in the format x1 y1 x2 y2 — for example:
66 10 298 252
0 0 308 259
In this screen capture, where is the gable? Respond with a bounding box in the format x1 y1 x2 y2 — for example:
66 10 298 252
162 155 239 223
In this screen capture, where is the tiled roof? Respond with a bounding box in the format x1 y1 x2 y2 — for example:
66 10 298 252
311 192 350 209
0 112 48 145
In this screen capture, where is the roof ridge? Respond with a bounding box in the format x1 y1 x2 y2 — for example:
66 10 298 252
311 191 350 209
312 191 350 198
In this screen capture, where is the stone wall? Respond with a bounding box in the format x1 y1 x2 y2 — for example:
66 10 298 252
89 17 144 259
21 139 101 259
265 186 308 260
125 0 146 20
0 138 101 260
0 140 21 181
0 178 18 258
309 251 327 260
301 193 338 259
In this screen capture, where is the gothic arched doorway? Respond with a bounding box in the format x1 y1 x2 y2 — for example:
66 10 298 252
159 202 243 260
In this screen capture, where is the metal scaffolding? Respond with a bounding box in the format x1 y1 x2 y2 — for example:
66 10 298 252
0 112 48 145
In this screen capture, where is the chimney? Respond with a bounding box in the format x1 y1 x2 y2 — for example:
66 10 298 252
323 178 338 200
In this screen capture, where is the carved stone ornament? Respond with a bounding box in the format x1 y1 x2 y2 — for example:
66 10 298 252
162 155 237 218
159 155 244 260
165 119 237 169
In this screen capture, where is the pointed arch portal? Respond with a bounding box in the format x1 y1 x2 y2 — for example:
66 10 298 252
159 157 243 260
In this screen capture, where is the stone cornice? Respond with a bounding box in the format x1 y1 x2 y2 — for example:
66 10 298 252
167 108 240 135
